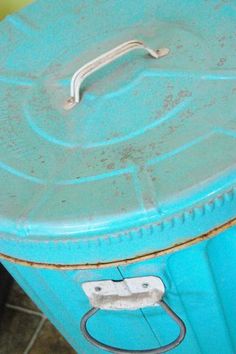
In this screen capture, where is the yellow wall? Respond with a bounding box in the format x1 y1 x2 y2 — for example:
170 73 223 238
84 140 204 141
0 0 33 20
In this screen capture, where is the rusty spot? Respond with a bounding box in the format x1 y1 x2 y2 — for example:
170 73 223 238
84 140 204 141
106 163 115 170
0 217 235 270
217 57 226 67
214 0 231 10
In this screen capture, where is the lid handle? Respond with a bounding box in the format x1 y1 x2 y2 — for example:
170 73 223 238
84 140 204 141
65 40 169 109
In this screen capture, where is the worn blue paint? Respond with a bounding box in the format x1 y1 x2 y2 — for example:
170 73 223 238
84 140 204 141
3 228 236 353
0 0 236 264
0 0 236 352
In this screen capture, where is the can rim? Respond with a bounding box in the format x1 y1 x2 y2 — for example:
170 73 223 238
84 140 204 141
1 216 235 269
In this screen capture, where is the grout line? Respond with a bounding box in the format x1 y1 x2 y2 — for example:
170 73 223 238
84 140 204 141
5 303 45 317
23 316 46 354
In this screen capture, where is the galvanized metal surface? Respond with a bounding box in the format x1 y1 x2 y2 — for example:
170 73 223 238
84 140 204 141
0 0 236 266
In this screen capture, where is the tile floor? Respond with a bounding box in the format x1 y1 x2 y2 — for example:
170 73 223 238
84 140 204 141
0 281 76 354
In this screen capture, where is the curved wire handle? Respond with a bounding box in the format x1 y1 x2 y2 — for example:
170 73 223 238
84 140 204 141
65 40 169 109
80 299 186 354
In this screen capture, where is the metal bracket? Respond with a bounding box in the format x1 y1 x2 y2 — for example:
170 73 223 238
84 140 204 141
82 276 165 310
81 276 186 353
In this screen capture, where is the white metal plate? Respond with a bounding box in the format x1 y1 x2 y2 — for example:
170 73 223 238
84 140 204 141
82 276 165 310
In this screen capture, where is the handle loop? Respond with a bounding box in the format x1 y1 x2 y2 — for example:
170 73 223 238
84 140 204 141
65 40 169 109
80 299 186 354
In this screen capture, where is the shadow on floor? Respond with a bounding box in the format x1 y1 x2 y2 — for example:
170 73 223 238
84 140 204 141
0 281 76 354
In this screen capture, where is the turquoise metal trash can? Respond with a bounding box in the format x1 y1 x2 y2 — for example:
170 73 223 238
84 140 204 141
0 0 236 353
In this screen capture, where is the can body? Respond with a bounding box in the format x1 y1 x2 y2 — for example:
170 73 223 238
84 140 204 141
2 227 236 354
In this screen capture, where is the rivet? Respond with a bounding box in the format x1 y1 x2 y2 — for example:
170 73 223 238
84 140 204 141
142 283 149 289
95 286 102 292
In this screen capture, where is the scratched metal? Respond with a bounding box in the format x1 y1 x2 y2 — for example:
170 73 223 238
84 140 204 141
0 0 236 265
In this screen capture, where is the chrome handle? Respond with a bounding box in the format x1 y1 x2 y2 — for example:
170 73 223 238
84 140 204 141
65 40 169 109
80 300 186 354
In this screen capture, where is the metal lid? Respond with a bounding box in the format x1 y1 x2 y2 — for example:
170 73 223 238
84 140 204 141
0 0 236 266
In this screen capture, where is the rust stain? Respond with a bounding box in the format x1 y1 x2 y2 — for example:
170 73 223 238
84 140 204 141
217 57 226 67
0 217 235 270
